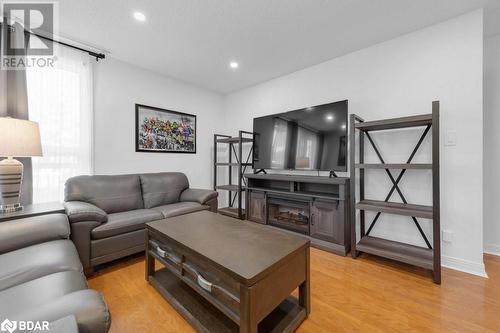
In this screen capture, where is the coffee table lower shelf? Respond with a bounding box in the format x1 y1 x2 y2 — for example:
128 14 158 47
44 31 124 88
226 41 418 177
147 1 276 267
149 268 307 333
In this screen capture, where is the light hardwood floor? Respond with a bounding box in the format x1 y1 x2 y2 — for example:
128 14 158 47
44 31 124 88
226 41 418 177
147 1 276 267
88 249 500 333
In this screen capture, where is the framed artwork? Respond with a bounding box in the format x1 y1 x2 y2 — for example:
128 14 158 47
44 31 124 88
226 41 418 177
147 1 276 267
135 104 196 153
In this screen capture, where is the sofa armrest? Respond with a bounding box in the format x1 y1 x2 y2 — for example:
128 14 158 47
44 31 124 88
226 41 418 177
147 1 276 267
0 213 70 254
180 188 218 205
64 201 108 224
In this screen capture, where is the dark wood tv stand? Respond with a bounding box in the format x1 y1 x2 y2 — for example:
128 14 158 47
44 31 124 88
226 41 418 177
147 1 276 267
244 173 350 256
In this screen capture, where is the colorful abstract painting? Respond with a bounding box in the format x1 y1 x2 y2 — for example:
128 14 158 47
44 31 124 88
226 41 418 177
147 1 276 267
135 104 196 153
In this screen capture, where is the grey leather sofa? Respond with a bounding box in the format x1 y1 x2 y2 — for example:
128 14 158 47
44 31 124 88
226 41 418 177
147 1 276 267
0 214 110 333
64 172 218 275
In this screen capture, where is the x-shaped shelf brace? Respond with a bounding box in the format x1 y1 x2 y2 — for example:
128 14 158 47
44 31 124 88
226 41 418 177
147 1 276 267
229 191 238 207
230 143 254 188
364 125 433 249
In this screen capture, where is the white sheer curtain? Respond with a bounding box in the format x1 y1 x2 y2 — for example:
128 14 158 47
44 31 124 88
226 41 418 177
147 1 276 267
271 118 288 169
295 127 319 170
27 45 93 203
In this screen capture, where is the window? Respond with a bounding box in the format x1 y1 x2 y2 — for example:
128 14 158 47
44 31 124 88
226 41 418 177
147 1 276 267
27 45 93 203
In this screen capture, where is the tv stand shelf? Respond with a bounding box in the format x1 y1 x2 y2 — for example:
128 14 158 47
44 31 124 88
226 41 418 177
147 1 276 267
244 173 350 256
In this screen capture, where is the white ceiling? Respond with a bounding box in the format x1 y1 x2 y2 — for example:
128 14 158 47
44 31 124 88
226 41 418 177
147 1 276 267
58 0 500 93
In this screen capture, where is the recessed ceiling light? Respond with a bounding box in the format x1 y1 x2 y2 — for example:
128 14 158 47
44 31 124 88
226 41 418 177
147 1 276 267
229 61 239 69
326 115 334 121
133 12 146 22
341 124 346 129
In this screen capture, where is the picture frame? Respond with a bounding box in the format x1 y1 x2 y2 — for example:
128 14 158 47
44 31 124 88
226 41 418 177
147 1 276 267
135 104 196 153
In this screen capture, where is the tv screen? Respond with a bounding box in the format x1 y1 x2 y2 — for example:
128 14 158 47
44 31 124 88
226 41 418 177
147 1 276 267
253 100 348 171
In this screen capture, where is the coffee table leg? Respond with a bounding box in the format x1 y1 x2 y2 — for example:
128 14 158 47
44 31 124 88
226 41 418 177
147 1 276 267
299 247 311 315
145 231 154 282
240 285 257 333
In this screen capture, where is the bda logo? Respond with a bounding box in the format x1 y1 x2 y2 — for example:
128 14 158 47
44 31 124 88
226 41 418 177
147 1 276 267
0 319 17 333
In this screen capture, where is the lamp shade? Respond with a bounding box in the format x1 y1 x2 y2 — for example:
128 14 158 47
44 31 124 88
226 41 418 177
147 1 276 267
0 117 43 157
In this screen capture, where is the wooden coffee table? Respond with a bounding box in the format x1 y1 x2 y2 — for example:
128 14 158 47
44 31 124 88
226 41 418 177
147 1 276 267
146 210 310 333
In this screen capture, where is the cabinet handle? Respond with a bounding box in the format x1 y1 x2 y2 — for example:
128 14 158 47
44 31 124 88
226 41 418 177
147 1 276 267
311 213 315 225
197 274 213 292
150 241 182 265
183 262 213 292
182 263 238 304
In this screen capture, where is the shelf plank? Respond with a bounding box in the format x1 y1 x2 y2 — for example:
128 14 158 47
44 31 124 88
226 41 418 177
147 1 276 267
356 236 433 270
150 268 306 333
355 114 432 131
216 137 253 144
244 173 349 185
215 163 252 166
216 185 245 191
247 187 340 201
356 200 433 219
218 207 245 219
355 163 432 170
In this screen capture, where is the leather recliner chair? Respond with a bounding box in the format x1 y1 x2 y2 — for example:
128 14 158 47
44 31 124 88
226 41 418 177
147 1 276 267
0 214 110 333
64 172 218 275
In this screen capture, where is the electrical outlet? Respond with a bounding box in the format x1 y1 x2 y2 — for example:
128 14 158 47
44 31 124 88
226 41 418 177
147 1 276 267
442 230 453 243
445 131 457 146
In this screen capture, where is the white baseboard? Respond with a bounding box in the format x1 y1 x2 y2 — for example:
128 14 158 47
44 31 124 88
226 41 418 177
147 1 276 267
484 244 500 256
442 255 488 278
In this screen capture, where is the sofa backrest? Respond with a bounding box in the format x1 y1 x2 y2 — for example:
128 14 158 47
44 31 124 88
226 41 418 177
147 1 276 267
65 175 144 214
140 172 189 208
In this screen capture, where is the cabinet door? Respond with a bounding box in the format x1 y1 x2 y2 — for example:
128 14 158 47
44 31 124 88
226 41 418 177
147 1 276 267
247 191 266 224
310 200 342 243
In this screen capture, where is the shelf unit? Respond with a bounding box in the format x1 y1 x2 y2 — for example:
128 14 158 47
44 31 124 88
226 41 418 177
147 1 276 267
350 101 440 284
213 131 254 219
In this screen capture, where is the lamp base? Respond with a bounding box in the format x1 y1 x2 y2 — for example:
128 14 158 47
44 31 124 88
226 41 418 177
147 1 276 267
0 157 24 212
0 203 23 213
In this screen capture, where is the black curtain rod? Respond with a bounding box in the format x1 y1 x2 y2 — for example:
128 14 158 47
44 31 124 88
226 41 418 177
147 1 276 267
1 21 105 61
31 32 106 61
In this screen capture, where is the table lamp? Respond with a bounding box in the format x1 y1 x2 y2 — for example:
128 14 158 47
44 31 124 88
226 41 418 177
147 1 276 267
0 117 43 213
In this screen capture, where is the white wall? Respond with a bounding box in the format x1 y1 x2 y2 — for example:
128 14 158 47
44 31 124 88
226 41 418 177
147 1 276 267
224 11 485 276
93 58 224 188
484 34 500 256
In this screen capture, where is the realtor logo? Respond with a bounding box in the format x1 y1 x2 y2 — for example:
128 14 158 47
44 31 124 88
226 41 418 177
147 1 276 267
0 318 50 332
1 1 54 55
0 319 17 333
1 1 58 69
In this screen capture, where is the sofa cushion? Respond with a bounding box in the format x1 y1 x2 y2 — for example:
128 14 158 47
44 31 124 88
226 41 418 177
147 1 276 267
91 230 146 263
0 271 88 315
0 214 70 255
91 209 163 240
140 172 189 208
152 201 209 218
2 288 110 333
0 239 82 291
65 174 144 214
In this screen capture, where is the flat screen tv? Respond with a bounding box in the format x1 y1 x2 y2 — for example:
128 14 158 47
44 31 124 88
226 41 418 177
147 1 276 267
253 100 348 172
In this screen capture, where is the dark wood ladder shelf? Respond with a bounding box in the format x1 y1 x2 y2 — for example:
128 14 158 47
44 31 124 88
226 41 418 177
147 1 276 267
350 102 440 284
355 163 432 169
214 131 254 220
356 236 433 270
356 200 433 219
